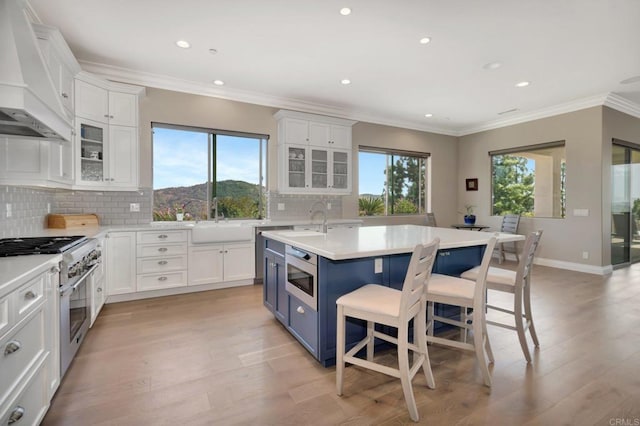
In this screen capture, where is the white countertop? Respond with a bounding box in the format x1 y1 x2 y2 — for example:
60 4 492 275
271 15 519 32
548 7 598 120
261 225 525 260
0 254 61 297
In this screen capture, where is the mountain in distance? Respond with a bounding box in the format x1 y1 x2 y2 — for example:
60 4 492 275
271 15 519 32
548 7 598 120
154 180 261 216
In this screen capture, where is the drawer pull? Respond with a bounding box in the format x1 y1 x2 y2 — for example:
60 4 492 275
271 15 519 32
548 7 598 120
158 276 168 281
97 287 103 293
158 247 168 252
24 290 37 300
158 234 168 239
50 266 60 273
8 406 25 425
158 260 168 265
4 341 21 356
296 306 305 314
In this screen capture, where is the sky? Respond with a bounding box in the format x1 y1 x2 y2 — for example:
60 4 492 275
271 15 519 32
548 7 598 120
153 127 262 189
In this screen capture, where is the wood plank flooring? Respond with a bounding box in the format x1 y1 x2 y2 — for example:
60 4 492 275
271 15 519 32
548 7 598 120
42 262 640 425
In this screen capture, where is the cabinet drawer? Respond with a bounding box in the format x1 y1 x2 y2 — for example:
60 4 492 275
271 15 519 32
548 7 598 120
136 242 187 258
0 363 47 426
288 295 318 356
0 309 45 406
0 295 10 339
137 230 187 245
136 255 187 274
14 275 45 324
137 271 187 292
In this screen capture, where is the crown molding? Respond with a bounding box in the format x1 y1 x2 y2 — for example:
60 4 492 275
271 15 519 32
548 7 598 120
78 61 460 137
79 61 640 139
604 92 640 119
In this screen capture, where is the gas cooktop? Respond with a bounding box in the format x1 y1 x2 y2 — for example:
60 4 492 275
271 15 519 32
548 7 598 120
0 236 88 257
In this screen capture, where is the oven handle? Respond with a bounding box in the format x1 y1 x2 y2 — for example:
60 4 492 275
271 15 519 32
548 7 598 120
59 262 100 296
288 248 311 261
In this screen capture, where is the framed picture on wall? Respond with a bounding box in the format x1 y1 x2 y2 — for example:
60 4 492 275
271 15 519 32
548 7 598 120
466 178 478 191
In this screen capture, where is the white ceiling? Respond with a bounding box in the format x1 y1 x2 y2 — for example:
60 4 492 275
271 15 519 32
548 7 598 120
28 0 640 136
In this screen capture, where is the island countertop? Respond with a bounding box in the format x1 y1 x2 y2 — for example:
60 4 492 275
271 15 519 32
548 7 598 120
261 224 525 261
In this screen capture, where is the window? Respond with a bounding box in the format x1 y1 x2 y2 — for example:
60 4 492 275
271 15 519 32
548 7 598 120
490 142 566 218
152 123 267 221
358 147 429 216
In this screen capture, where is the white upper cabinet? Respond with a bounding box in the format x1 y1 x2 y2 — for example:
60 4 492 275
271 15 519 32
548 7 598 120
75 79 109 123
275 110 355 194
108 92 138 127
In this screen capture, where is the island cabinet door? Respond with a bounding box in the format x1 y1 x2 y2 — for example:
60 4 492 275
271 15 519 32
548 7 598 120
288 294 318 357
274 253 288 325
263 251 277 313
318 257 387 366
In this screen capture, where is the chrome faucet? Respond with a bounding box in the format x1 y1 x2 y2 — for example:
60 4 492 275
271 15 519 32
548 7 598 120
212 197 224 223
309 200 328 233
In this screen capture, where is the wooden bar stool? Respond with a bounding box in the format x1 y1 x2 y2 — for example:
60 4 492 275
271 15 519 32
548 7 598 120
336 239 439 422
425 236 498 387
461 230 543 363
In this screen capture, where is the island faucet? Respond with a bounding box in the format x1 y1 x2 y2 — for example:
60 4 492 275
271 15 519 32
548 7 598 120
309 200 328 233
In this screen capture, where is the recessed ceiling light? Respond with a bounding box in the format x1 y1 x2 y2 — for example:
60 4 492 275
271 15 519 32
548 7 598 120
483 62 502 70
620 75 640 85
213 80 225 86
176 40 190 49
419 37 431 45
515 81 530 87
424 113 433 118
341 79 351 85
340 7 351 15
209 48 218 55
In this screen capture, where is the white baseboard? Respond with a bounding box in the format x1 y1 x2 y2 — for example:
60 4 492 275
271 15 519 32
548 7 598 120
106 279 255 303
533 257 613 276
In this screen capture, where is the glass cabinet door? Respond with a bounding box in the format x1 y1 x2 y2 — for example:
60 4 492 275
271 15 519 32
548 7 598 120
311 149 328 189
79 121 106 183
287 146 306 189
332 150 349 190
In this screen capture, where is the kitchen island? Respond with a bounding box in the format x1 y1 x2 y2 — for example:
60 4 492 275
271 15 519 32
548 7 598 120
261 224 524 366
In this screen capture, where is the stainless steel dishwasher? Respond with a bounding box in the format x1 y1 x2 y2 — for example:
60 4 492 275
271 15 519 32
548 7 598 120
254 225 293 283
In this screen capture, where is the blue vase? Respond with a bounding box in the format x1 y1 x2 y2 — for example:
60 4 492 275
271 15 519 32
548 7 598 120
464 215 476 225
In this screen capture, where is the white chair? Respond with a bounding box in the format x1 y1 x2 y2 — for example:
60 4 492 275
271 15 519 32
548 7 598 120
497 214 520 264
461 230 543 363
425 212 437 227
336 239 440 422
425 236 498 387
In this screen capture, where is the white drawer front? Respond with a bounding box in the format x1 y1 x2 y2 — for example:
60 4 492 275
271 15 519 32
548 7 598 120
136 255 187 274
14 275 45 324
0 296 10 339
0 309 45 406
136 243 187 258
137 230 187 245
0 362 47 426
137 271 187 292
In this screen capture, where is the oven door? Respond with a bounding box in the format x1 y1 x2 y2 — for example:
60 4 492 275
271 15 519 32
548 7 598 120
59 267 94 377
285 253 317 310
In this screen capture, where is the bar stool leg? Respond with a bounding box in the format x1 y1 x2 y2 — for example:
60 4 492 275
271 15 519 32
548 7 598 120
336 305 346 395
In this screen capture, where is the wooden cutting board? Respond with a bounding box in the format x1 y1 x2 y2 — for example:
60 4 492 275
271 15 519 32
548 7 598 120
47 214 100 229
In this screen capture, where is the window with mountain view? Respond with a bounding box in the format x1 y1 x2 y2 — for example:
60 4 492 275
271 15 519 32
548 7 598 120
152 124 267 221
358 148 429 216
491 142 566 218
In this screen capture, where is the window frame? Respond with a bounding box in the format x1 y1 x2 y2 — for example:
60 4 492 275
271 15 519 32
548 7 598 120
489 140 566 218
358 146 430 217
152 122 269 221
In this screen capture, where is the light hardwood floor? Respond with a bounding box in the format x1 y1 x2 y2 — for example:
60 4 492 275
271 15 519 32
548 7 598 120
43 262 640 425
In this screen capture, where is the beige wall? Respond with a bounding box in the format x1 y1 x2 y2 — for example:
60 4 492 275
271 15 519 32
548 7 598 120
458 107 604 267
346 122 459 224
139 87 460 224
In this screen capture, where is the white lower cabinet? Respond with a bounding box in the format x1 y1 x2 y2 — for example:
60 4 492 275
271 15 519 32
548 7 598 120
188 242 255 285
0 260 58 426
106 232 136 295
136 230 188 291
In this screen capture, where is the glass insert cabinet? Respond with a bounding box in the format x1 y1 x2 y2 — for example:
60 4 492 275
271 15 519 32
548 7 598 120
79 122 105 182
282 145 351 193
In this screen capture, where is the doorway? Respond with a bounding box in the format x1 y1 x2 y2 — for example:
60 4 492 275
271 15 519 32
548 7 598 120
611 142 640 267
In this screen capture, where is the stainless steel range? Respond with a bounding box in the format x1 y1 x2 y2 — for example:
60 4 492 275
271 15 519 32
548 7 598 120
0 235 102 377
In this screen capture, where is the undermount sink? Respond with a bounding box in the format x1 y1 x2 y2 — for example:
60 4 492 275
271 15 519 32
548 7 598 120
191 222 253 243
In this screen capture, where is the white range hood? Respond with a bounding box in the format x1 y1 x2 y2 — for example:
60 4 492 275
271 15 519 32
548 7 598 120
0 0 72 141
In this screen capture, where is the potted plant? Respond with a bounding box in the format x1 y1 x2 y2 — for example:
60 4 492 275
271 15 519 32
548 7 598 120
463 204 476 225
175 204 185 221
